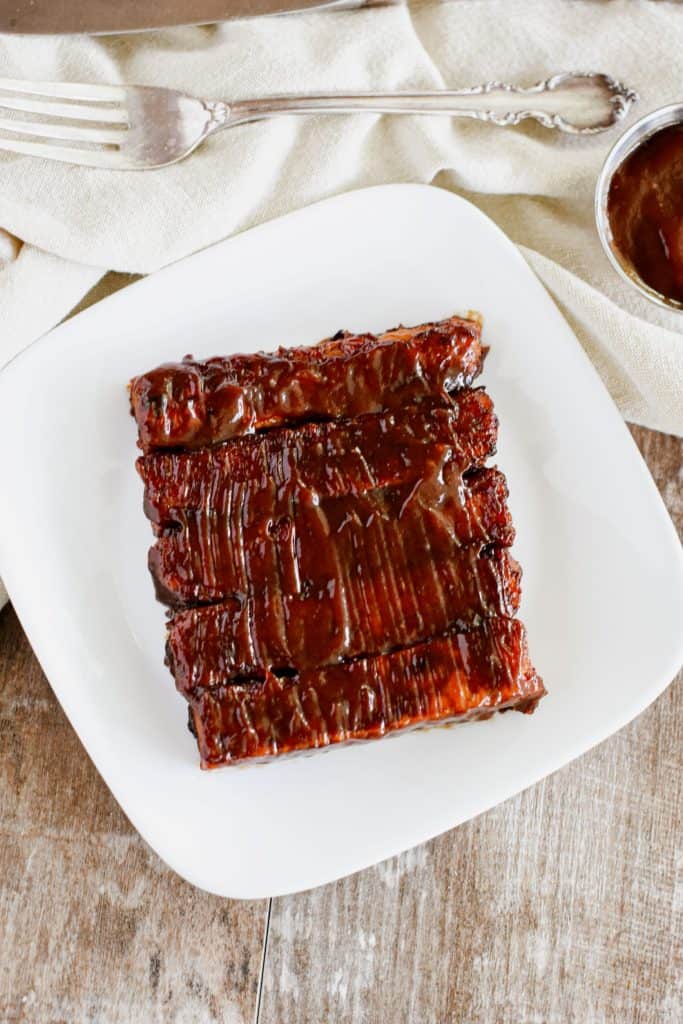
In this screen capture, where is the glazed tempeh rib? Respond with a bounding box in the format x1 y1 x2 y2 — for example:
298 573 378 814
130 315 484 452
150 466 514 607
166 544 521 691
187 618 545 768
138 390 498 529
131 311 545 769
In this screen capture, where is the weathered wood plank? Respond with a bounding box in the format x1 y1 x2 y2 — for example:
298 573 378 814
0 608 269 1024
258 426 683 1024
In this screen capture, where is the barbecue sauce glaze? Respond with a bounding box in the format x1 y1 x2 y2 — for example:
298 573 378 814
607 124 683 304
130 317 484 451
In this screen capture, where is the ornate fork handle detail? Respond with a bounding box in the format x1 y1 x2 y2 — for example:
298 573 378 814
0 71 638 170
207 72 637 136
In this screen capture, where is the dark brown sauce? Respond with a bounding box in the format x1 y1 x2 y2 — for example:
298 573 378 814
132 316 546 767
188 618 544 767
607 124 683 304
129 317 484 452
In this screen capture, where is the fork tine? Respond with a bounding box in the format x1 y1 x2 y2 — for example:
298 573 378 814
0 116 125 145
0 94 128 124
0 135 133 170
0 77 126 104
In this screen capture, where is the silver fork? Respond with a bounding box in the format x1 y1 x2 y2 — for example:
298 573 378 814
0 72 637 172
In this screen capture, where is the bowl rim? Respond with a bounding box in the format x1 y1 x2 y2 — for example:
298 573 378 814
595 102 683 313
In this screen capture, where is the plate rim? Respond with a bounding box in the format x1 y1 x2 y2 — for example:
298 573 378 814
0 183 681 898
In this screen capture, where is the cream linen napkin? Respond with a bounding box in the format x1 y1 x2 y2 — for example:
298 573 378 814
1 0 682 610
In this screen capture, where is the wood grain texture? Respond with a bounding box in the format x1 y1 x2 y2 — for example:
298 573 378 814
0 609 268 1024
0 425 681 1024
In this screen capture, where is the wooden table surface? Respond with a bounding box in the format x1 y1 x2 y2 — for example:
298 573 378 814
1 425 681 1024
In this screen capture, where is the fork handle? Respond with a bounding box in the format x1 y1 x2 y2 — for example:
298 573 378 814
223 73 636 135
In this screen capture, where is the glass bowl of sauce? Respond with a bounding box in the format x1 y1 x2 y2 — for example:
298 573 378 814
596 104 683 312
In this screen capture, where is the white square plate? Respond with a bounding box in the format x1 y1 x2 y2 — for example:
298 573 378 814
1 185 681 899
